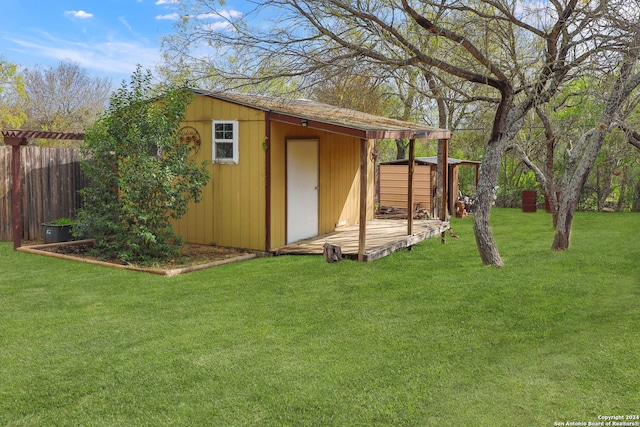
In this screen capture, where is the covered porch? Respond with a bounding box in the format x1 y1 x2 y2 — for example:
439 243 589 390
272 118 452 262
276 218 450 262
206 92 453 261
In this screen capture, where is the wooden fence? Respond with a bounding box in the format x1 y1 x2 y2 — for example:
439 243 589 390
0 146 85 242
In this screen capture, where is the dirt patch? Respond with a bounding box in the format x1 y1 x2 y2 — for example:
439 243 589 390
22 240 256 275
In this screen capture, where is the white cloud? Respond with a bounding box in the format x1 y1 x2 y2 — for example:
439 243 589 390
156 13 180 20
6 30 160 80
155 0 180 4
64 10 94 19
156 9 242 27
202 22 235 32
119 17 133 31
198 10 242 20
191 10 243 32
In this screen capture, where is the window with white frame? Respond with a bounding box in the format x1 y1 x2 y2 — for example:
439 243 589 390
212 120 239 163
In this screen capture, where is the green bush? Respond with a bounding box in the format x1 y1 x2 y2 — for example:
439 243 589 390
48 217 74 226
77 68 210 264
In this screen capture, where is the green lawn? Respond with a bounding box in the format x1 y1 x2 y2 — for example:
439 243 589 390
1 208 639 426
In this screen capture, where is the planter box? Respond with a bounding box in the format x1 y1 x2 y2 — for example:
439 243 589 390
43 223 74 244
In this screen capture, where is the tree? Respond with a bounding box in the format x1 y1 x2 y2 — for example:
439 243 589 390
552 50 640 250
307 63 394 116
23 61 111 137
506 10 640 250
0 58 26 129
166 0 615 266
77 68 210 264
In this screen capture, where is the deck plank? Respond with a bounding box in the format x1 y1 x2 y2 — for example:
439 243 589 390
276 219 450 261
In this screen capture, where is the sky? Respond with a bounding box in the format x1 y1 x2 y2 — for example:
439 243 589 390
0 0 246 84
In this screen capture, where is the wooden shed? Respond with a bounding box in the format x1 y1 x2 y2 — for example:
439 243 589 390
171 91 451 259
379 157 480 216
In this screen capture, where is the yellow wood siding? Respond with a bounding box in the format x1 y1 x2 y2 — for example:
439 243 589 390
269 123 375 249
171 96 266 250
379 164 433 212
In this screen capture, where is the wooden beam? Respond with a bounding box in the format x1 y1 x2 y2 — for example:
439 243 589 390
18 240 257 276
441 139 449 244
2 130 84 142
407 138 415 236
358 139 368 262
258 112 450 141
11 143 23 249
265 112 272 252
362 221 449 262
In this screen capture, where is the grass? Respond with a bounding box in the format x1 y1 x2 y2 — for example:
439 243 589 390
1 208 638 426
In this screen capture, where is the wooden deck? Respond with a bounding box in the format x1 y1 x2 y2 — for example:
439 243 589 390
275 219 450 262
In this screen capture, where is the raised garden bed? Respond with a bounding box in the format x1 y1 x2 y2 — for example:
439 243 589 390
18 239 256 276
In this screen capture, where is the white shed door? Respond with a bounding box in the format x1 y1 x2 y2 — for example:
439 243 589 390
287 139 319 244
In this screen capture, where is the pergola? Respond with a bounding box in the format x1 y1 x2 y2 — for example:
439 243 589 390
2 130 85 250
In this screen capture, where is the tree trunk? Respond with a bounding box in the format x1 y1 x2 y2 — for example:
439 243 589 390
633 179 640 212
424 70 448 222
472 86 527 267
552 193 578 250
552 128 605 250
615 167 626 212
395 138 407 160
473 138 506 267
596 163 615 211
539 107 559 226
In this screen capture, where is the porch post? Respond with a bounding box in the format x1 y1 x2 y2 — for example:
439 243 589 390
441 138 449 244
358 138 368 262
407 138 415 236
264 112 272 252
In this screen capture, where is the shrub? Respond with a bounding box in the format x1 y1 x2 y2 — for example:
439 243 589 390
77 67 209 264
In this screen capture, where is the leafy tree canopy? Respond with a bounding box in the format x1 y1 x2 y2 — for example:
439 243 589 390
0 58 27 130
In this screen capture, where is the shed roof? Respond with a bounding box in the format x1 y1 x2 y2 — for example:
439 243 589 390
380 156 481 166
194 90 451 140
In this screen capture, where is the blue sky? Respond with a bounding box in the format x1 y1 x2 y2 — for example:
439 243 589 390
0 0 246 84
